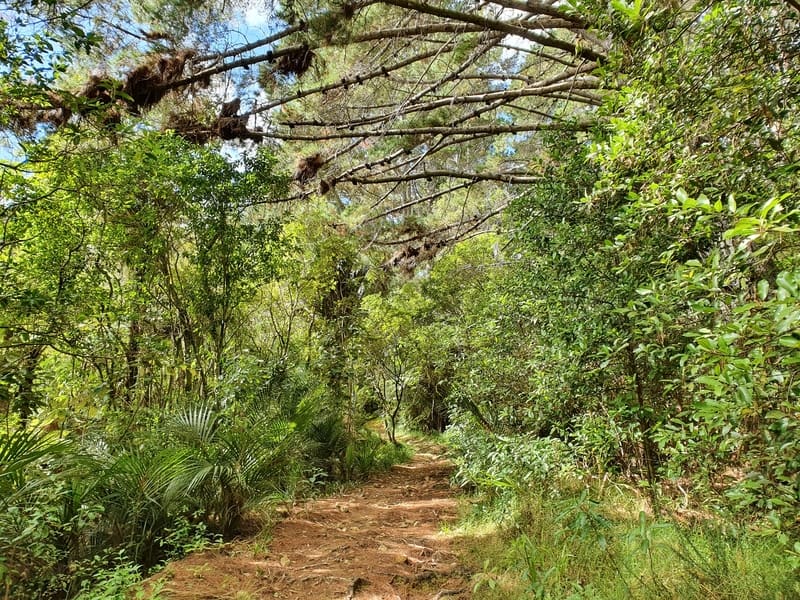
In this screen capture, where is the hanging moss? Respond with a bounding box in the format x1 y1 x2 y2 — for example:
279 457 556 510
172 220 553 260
165 112 213 144
274 44 316 78
293 153 325 182
122 49 196 111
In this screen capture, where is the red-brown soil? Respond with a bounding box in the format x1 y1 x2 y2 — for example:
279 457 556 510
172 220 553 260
146 443 471 599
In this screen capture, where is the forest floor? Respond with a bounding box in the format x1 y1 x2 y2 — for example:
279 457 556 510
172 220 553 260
144 440 472 600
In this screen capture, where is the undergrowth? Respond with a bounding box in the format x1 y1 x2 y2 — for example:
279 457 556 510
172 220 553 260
461 483 800 600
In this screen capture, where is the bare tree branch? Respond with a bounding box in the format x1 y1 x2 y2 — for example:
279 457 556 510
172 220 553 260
194 25 306 62
379 77 600 122
264 116 593 141
486 0 589 26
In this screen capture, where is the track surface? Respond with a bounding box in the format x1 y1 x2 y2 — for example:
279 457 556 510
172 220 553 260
150 443 470 599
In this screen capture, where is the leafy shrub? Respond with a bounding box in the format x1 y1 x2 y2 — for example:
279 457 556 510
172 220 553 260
305 412 410 483
0 398 304 597
448 420 574 494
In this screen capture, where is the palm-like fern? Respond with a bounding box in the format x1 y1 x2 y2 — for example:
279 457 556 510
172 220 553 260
87 447 194 565
0 427 70 500
169 402 303 535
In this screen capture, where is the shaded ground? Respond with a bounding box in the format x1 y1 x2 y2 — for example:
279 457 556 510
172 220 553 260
148 441 471 599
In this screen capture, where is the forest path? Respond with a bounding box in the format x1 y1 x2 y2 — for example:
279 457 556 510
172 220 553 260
148 440 471 599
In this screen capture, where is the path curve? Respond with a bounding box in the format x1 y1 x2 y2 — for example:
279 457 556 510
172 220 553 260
150 443 471 599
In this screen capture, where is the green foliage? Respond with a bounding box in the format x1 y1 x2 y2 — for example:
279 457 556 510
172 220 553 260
448 425 573 495
74 560 150 600
580 0 800 522
0 3 100 137
0 480 101 597
357 289 422 443
0 395 309 596
167 400 304 534
1 133 290 422
428 0 800 534
0 427 69 495
304 412 409 483
466 486 800 600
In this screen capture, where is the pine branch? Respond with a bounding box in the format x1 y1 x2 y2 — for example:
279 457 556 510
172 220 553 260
404 76 599 113
163 23 471 92
362 182 473 223
542 91 603 105
160 44 311 90
400 33 505 108
342 169 542 184
486 0 589 26
444 202 509 243
193 25 305 63
498 44 579 66
373 217 477 245
373 201 507 248
249 45 456 115
280 78 599 132
335 148 409 180
283 62 597 130
258 121 592 141
336 22 486 44
355 133 492 188
260 123 556 141
379 0 605 62
446 64 599 123
295 35 505 130
325 133 494 210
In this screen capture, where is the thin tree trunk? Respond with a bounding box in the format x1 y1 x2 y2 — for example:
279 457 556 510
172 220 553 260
17 346 44 427
124 318 141 405
627 344 660 517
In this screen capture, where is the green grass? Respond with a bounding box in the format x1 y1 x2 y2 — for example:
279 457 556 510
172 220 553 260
459 483 800 600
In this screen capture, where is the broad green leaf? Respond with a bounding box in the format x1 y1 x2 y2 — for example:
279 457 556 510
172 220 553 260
757 280 769 300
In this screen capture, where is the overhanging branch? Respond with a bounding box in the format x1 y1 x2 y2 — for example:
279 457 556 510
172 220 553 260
379 0 605 62
258 121 593 141
342 169 542 185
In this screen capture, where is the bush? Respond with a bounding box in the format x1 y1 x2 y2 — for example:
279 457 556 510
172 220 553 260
447 419 574 495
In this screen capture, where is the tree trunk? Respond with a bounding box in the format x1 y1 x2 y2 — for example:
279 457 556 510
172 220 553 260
627 344 660 517
124 318 141 405
16 346 44 426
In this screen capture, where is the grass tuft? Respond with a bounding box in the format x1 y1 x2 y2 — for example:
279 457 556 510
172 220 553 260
460 483 800 600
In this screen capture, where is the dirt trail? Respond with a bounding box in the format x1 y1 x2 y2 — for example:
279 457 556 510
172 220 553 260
150 442 471 599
